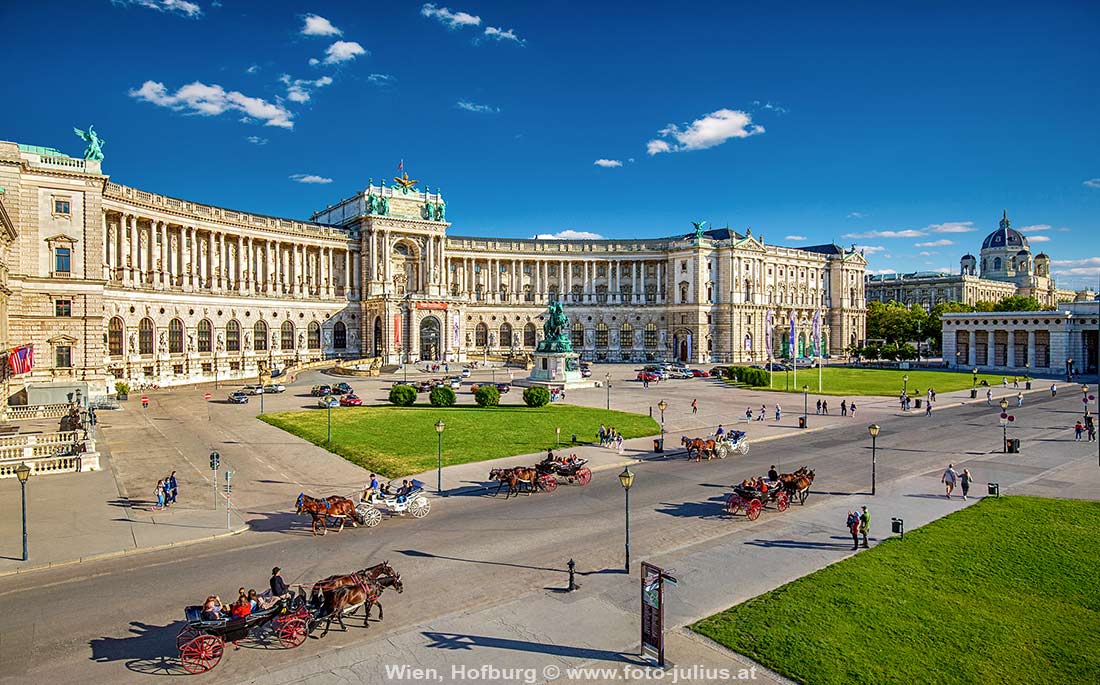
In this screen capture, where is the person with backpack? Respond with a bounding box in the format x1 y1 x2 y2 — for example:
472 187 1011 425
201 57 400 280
846 510 861 550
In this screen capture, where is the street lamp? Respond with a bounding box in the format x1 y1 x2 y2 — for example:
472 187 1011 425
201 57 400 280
868 424 879 496
902 374 909 397
657 399 667 451
1066 358 1073 382
325 396 334 443
999 397 1010 453
15 462 30 561
618 466 635 572
605 372 611 410
802 385 809 428
972 368 978 389
435 419 445 496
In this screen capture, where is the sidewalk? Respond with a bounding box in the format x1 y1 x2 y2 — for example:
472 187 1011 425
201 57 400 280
257 434 1094 685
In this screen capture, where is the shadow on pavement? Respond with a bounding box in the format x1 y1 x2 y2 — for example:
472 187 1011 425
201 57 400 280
903 493 960 500
743 539 856 550
654 496 728 518
421 631 646 665
246 510 318 535
398 549 563 574
89 620 188 676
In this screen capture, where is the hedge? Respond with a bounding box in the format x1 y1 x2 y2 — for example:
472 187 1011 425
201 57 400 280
474 384 501 407
389 384 417 406
522 386 551 407
429 385 456 407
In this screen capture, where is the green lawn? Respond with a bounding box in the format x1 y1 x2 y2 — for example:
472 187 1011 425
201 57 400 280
260 405 659 477
692 496 1100 685
725 367 1023 396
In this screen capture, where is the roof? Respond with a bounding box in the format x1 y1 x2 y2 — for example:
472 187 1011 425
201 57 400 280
981 211 1029 251
799 243 846 255
682 227 741 241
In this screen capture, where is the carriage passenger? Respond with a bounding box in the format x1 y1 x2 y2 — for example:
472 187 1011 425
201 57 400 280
248 589 260 611
230 599 251 618
201 596 224 621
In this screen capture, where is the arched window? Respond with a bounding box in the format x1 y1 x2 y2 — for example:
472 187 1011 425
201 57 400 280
254 320 268 351
571 322 584 348
644 323 658 349
475 322 488 347
108 317 124 356
994 257 1002 270
281 320 295 350
548 285 559 303
197 319 212 353
499 322 513 348
139 318 154 355
620 323 634 349
523 322 536 347
308 321 321 349
226 320 241 352
333 321 347 349
169 318 184 354
595 322 609 348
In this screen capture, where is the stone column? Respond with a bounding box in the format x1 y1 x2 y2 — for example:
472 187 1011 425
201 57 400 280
157 221 167 288
102 213 110 280
296 245 305 296
126 214 136 286
987 329 997 368
327 247 335 297
1007 329 1017 368
640 261 646 302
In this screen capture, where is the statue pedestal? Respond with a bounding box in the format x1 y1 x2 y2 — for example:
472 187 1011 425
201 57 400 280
514 351 596 391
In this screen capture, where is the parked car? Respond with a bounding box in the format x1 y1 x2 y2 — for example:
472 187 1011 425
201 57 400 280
240 384 265 395
331 382 353 395
91 398 121 410
460 368 471 378
339 393 362 407
227 391 250 404
690 369 710 377
449 378 462 389
637 371 659 382
317 395 339 409
310 385 332 396
495 383 512 393
580 367 593 378
416 381 435 393
263 383 286 394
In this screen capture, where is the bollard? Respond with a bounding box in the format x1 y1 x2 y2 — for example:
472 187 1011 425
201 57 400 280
571 433 577 444
567 558 577 592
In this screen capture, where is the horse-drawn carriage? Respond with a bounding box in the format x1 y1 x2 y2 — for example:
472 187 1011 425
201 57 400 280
725 467 815 520
176 596 309 674
296 480 431 535
536 457 592 486
489 456 593 497
682 431 750 461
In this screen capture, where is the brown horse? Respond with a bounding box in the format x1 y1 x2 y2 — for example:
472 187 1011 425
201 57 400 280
488 467 540 497
295 493 359 535
309 561 396 606
778 467 815 504
313 566 403 637
681 436 717 461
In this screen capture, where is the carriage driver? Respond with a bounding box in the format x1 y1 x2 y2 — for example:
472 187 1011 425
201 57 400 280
715 424 726 441
363 473 381 502
270 567 292 600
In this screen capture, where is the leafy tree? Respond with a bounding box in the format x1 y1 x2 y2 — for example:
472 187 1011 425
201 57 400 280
389 385 417 406
522 386 551 407
429 385 456 407
994 295 1042 311
474 384 500 407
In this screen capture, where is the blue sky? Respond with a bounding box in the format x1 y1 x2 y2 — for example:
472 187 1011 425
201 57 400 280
3 1 1099 288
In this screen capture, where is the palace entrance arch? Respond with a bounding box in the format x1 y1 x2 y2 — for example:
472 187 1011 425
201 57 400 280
419 316 441 361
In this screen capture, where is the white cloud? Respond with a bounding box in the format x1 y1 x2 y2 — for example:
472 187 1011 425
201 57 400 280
914 239 954 247
927 221 975 233
918 251 937 256
534 230 604 240
647 108 763 155
245 135 267 145
843 229 925 239
301 13 342 36
323 41 366 64
1083 178 1100 189
1052 257 1100 267
1029 235 1051 242
308 58 320 66
289 174 333 184
593 159 622 168
1057 227 1072 232
483 26 525 44
367 73 395 86
129 80 294 128
280 74 333 103
847 211 865 219
751 100 789 115
869 268 899 275
784 235 807 241
1053 267 1100 278
112 0 202 18
1018 224 1052 232
245 64 259 74
420 3 481 29
456 100 499 113
855 245 886 254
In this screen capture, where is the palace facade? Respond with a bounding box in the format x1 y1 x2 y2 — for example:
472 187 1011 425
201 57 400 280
0 138 866 400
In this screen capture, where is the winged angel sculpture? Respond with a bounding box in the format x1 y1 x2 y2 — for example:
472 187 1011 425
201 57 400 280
73 125 106 161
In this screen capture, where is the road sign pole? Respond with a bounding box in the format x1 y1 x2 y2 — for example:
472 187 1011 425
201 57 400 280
225 471 232 530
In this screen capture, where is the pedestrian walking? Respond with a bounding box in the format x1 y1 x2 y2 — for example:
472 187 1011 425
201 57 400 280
167 470 178 505
745 407 753 422
775 404 782 422
691 399 698 415
816 399 822 415
1050 383 1057 397
1012 376 1019 389
1002 377 1008 387
925 401 933 416
840 400 848 416
154 479 166 510
846 510 861 550
1074 421 1084 441
162 477 172 508
850 401 857 418
1016 391 1023 407
859 505 870 548
986 389 993 405
822 399 829 415
598 424 607 446
942 463 958 498
959 468 972 500
1086 416 1096 442
758 405 766 421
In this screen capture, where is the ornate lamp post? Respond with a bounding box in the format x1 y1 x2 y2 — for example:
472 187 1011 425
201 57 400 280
618 466 635 572
435 419 445 496
15 462 31 561
657 399 667 451
605 372 611 410
972 367 978 389
802 385 809 428
999 397 1010 452
902 373 909 397
326 397 334 443
868 424 879 496
1066 358 1073 382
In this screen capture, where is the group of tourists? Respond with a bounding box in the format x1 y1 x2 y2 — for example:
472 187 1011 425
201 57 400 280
941 464 973 499
845 506 870 550
200 567 294 621
1074 417 1097 442
153 471 178 510
364 473 416 502
598 425 625 452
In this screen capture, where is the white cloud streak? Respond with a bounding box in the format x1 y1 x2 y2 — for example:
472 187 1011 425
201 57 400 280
1052 257 1100 267
1018 224 1052 232
112 0 202 18
914 239 954 247
1029 235 1051 242
323 41 366 64
856 245 887 254
245 135 267 145
647 108 763 155
456 100 499 113
420 3 481 29
593 159 622 168
1083 178 1100 189
847 211 865 219
483 26 525 44
367 73 395 86
534 230 605 240
928 221 975 233
129 80 294 128
784 235 807 241
289 174 333 184
280 74 333 103
301 14 342 36
844 229 925 239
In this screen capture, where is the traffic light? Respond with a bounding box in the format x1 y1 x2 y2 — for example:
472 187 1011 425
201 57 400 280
209 450 220 470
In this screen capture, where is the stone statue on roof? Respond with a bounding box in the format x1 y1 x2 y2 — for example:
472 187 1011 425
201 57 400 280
73 125 105 161
692 220 707 239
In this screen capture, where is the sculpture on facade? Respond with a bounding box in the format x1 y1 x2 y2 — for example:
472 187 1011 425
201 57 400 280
433 200 446 222
216 332 225 352
128 332 138 354
298 331 305 348
692 220 708 239
73 125 106 161
187 334 196 353
377 195 389 216
159 331 168 354
271 331 279 349
536 301 573 353
365 192 376 214
244 332 252 350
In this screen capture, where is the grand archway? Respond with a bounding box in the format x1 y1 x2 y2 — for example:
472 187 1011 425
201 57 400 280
419 316 441 361
373 316 383 357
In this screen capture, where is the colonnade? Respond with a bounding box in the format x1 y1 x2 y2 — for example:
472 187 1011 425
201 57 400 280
448 256 667 304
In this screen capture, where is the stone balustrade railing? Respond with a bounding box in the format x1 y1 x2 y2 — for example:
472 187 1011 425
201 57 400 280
0 431 98 477
4 403 73 421
0 452 97 478
0 430 80 448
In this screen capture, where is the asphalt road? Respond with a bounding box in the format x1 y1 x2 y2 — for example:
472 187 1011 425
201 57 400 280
0 390 1092 683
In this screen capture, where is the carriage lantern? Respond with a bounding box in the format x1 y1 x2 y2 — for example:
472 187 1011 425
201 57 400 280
868 424 880 496
619 467 635 572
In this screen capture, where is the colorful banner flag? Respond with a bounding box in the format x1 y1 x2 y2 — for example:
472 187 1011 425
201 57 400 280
812 309 822 357
8 344 33 375
393 314 401 345
765 310 773 357
789 310 797 359
686 333 693 360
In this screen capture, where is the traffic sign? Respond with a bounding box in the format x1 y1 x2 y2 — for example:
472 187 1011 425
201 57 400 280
1000 412 1008 419
203 392 212 401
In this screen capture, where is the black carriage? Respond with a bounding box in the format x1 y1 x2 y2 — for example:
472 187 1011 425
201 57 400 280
726 482 790 520
176 596 309 674
536 458 593 488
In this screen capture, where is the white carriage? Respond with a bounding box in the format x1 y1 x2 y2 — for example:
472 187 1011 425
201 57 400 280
354 479 431 527
713 431 750 459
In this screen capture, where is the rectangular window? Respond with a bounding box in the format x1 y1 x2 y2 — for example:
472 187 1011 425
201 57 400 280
54 247 71 274
55 345 72 368
54 199 71 215
55 299 72 316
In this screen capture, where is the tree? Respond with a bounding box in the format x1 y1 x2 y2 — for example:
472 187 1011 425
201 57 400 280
389 385 417 406
522 386 551 407
994 295 1042 312
429 385 456 407
474 384 500 407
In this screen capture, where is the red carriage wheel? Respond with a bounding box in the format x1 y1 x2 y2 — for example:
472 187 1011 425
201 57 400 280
726 494 743 515
575 467 592 486
776 491 790 512
540 474 558 492
180 634 224 674
176 625 201 651
277 617 309 648
746 500 763 521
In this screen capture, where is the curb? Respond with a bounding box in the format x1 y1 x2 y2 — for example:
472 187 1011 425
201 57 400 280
0 522 251 579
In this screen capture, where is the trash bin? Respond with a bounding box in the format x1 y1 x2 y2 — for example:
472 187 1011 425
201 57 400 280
970 389 978 399
653 438 663 453
915 398 922 409
1007 438 1021 453
798 416 807 429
